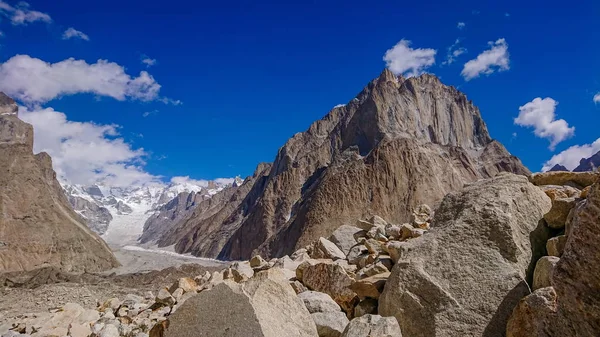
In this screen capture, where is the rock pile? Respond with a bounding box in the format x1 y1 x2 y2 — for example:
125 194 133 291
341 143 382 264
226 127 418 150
507 171 600 337
1 209 419 337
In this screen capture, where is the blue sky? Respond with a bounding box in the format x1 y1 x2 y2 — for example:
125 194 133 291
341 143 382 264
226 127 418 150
0 0 598 186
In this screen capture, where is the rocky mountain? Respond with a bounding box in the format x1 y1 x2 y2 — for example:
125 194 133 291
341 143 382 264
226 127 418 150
62 180 232 246
148 70 529 260
151 164 272 256
574 151 600 172
0 93 119 273
549 164 568 172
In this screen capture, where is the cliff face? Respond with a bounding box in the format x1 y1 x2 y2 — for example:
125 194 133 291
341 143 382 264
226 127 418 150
159 70 529 260
0 93 119 273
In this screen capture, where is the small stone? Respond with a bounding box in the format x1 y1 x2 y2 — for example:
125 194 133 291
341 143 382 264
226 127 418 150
144 291 154 301
99 324 120 337
385 241 407 262
329 225 365 256
581 186 591 198
350 272 390 299
291 280 308 294
354 299 378 318
357 262 389 279
169 277 198 294
355 219 374 231
347 245 368 265
384 224 402 239
341 314 402 337
69 323 92 337
364 239 385 255
299 291 343 314
369 215 388 227
155 288 175 306
315 237 347 260
250 255 268 269
544 197 577 229
171 288 184 301
312 311 349 337
546 235 567 257
533 256 560 290
231 261 255 282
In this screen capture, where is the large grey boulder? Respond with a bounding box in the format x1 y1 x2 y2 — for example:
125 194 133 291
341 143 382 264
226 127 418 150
379 173 551 337
299 291 342 314
329 225 364 256
164 268 318 337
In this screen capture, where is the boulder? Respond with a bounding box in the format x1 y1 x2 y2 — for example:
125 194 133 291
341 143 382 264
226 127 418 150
354 299 378 318
349 272 390 299
231 261 254 282
314 237 347 260
411 204 432 229
168 277 197 294
329 225 364 256
341 315 402 337
155 288 175 307
312 312 349 337
301 261 359 314
530 171 599 189
379 173 552 337
250 255 269 269
546 235 567 257
384 241 407 263
507 180 600 336
356 262 388 279
299 291 342 314
164 269 318 337
347 245 368 265
533 256 559 290
543 196 577 229
506 287 558 337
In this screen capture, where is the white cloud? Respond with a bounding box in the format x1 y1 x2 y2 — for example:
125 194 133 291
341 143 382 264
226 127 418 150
514 97 575 150
0 55 162 104
142 110 158 117
0 1 51 25
461 38 510 80
457 22 466 29
158 97 183 106
442 39 467 65
62 27 89 41
594 93 600 104
141 56 157 67
19 106 160 187
542 138 600 171
383 39 437 77
170 176 235 188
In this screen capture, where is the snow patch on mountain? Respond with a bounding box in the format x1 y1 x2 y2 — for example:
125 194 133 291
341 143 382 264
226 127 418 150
61 180 232 247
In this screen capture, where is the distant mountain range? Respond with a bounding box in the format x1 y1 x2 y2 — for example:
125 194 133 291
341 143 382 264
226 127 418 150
61 179 238 246
548 151 600 172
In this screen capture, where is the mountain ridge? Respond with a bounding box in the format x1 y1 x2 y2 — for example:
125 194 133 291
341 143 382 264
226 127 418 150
147 70 529 260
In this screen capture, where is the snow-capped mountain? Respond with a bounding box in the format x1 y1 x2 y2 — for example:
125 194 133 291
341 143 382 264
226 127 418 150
61 180 233 247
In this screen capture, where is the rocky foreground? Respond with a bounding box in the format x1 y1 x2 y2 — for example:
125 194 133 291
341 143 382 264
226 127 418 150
1 171 598 337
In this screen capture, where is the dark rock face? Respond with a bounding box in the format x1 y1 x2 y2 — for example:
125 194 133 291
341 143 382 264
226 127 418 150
154 163 272 258
549 164 568 172
157 70 529 260
573 151 600 172
0 93 119 273
67 195 113 235
139 191 204 244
